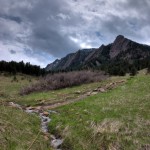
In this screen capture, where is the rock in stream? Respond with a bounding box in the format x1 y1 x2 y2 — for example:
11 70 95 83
9 102 64 150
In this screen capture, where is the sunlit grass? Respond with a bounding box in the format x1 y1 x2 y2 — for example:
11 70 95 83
49 74 150 150
0 72 125 106
0 71 149 149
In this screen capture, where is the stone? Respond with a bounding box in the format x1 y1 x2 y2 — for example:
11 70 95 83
36 106 41 110
51 139 64 149
25 109 34 113
87 92 91 96
43 111 49 116
27 106 34 110
44 136 49 141
116 80 125 83
99 88 105 92
43 118 48 122
91 92 98 95
93 88 98 92
75 91 81 94
9 102 22 110
50 135 56 140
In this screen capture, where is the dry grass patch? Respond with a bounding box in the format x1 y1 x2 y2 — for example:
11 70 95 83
91 119 123 135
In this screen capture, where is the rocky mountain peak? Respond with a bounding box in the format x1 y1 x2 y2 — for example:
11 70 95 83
45 35 150 71
110 35 132 58
114 35 125 41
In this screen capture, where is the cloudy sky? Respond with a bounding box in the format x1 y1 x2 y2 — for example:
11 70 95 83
0 0 150 67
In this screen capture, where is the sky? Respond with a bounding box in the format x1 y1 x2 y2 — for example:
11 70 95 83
0 0 150 68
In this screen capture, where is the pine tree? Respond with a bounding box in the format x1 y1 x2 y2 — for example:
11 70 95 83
130 65 137 76
147 63 150 73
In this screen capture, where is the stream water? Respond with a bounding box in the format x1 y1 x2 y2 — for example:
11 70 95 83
9 102 64 150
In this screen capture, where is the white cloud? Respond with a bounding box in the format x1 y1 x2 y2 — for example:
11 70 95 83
80 43 92 49
0 0 150 67
70 36 92 49
0 42 55 68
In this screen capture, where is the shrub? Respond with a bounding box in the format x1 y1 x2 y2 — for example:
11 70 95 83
11 76 18 82
147 63 150 74
20 70 108 95
130 66 137 76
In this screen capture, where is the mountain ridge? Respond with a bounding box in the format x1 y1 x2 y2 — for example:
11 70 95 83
46 35 150 74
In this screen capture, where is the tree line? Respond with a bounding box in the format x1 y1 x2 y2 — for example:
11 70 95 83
103 57 150 76
61 57 150 76
0 60 46 76
1 58 150 77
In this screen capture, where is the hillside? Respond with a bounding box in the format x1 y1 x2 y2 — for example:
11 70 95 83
46 35 150 74
0 74 50 150
1 71 150 149
49 72 150 150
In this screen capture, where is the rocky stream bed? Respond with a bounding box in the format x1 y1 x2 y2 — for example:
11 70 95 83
9 102 64 150
8 80 126 149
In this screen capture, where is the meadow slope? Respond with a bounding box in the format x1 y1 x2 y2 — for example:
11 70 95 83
49 74 150 150
0 72 149 150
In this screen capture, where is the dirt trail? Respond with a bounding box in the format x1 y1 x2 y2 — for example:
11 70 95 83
6 79 126 150
6 80 126 111
32 79 126 110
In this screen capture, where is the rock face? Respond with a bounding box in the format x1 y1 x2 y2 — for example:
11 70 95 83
46 35 150 71
46 59 60 71
110 35 131 58
46 49 93 71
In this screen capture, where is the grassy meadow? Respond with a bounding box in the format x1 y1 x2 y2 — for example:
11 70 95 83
49 73 150 150
0 71 150 149
0 73 50 150
0 72 126 107
0 105 50 150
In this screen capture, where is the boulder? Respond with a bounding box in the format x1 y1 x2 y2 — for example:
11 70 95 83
43 111 49 116
99 88 106 92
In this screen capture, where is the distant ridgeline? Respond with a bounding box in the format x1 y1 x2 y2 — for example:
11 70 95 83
0 61 46 76
46 35 150 76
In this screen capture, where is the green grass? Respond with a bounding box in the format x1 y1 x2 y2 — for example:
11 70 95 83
0 105 50 150
0 73 50 150
0 72 124 106
49 74 150 150
0 71 149 149
0 73 37 103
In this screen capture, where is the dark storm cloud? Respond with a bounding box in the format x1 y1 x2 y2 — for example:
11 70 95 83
24 0 81 56
9 49 16 54
0 0 81 58
76 0 150 44
0 14 22 24
29 29 79 57
0 0 150 66
110 0 150 43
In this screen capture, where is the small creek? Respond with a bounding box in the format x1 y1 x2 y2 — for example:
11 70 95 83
9 102 64 150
